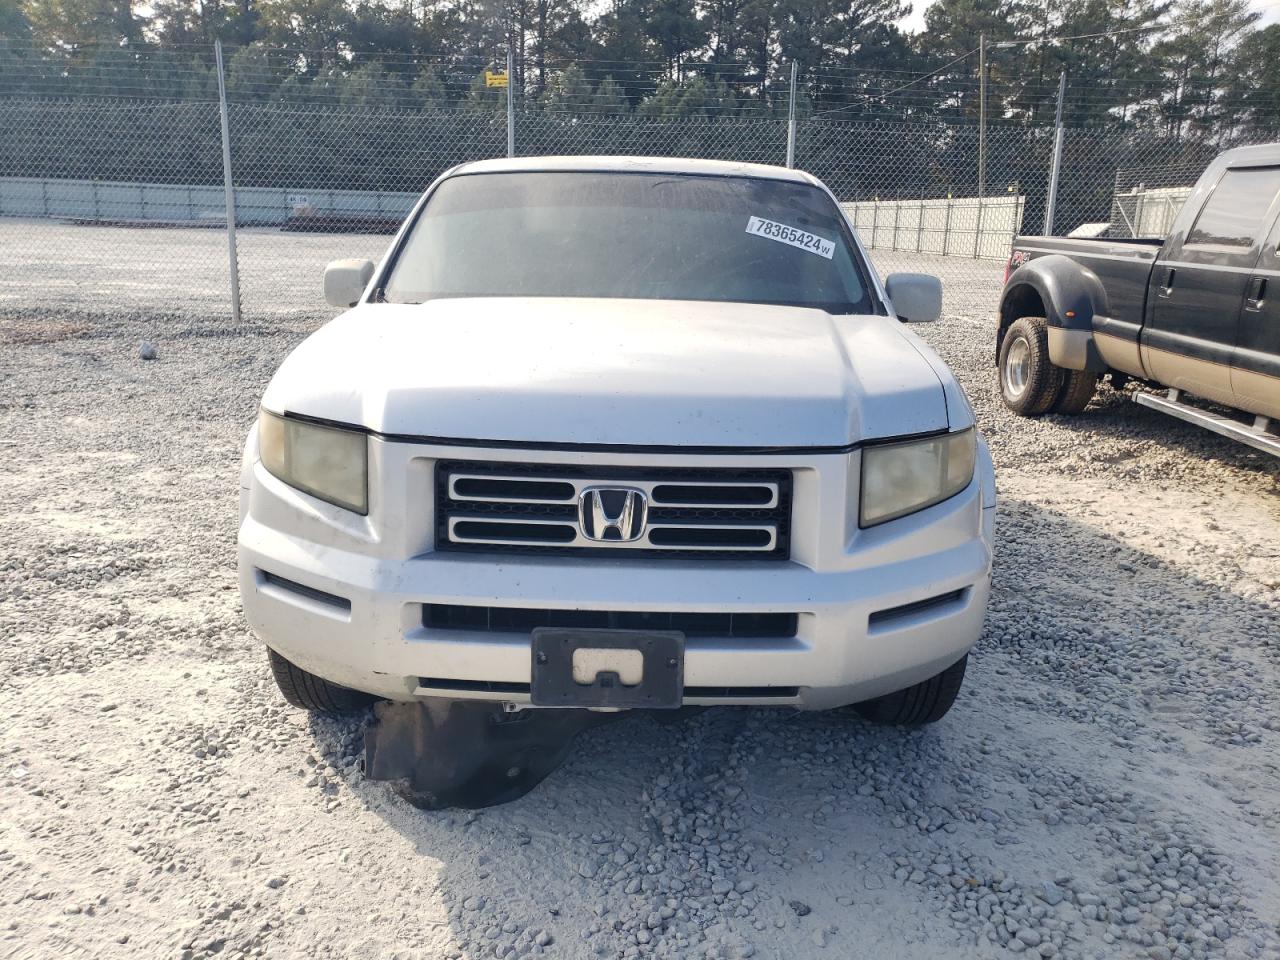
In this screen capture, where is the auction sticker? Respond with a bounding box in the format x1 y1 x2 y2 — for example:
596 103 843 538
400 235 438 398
745 216 835 259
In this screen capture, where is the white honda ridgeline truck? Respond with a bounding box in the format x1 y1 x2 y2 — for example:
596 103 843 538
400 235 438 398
238 156 996 731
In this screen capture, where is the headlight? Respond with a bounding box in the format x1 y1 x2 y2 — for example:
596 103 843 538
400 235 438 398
860 427 976 527
258 409 368 514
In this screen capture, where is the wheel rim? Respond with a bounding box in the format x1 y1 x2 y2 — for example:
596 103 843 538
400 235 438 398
1004 335 1031 398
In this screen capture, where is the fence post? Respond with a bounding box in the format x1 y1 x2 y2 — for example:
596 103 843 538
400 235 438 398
506 48 516 159
973 196 984 258
214 40 242 325
1010 182 1022 252
1043 71 1066 235
785 61 798 168
916 190 926 253
978 32 986 200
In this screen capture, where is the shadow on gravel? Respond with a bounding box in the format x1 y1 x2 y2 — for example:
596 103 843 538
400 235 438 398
291 497 1279 959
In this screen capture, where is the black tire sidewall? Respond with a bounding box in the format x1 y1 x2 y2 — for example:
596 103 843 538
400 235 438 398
1051 368 1099 414
852 653 968 726
267 646 375 714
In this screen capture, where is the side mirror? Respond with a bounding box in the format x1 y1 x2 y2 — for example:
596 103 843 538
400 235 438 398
323 258 375 308
884 272 942 323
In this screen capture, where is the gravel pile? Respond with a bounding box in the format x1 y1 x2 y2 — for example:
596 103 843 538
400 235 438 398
1 298 1277 960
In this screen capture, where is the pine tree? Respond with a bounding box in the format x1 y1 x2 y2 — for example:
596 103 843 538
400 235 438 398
539 62 594 111
645 0 709 76
1152 0 1260 139
1221 24 1280 138
0 0 33 40
411 66 450 110
589 75 630 114
339 62 399 110
915 0 1024 123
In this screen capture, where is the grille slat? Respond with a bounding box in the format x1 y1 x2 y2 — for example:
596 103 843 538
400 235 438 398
414 679 801 700
450 476 577 503
646 524 775 549
436 461 792 561
423 604 799 639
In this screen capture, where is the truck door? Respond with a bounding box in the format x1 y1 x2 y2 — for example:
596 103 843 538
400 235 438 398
1142 165 1280 407
1232 208 1280 420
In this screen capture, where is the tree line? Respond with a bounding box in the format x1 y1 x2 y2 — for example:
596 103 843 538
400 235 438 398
1 0 1277 139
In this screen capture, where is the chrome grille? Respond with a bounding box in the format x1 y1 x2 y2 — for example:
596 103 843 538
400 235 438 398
435 461 792 560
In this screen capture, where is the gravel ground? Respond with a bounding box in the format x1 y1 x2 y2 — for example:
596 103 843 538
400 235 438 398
2 229 1279 960
0 220 389 319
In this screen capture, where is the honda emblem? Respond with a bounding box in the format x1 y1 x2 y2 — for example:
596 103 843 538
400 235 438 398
578 487 648 542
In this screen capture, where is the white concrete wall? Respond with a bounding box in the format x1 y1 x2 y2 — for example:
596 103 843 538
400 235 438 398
0 176 419 226
841 195 1025 261
1111 186 1192 239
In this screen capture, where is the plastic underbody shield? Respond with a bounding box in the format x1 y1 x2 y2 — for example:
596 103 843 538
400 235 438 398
363 630 687 808
363 698 623 809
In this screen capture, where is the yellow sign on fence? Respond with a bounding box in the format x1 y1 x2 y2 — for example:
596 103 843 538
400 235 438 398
484 70 509 88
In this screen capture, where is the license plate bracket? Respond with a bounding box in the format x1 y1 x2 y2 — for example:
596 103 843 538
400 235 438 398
531 628 684 709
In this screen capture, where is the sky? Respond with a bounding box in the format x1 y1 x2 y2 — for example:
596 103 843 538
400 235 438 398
899 0 1280 33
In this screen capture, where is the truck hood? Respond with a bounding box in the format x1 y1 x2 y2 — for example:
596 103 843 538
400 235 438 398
262 298 953 448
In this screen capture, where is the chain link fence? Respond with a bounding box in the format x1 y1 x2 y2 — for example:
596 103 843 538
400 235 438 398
1 41 1275 323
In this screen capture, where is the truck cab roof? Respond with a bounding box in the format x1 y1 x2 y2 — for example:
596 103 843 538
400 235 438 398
1209 141 1280 168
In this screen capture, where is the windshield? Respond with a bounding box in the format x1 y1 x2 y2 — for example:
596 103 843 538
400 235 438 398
381 171 877 313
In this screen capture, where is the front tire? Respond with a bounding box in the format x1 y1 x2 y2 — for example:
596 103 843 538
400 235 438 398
267 647 376 714
848 654 968 726
998 316 1063 416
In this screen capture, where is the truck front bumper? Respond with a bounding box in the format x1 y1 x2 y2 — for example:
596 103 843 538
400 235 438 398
238 434 996 711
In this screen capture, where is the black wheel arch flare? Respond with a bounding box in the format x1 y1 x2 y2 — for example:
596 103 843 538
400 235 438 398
996 254 1108 361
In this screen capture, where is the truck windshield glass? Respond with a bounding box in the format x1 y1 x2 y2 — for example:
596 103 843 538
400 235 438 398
382 172 875 312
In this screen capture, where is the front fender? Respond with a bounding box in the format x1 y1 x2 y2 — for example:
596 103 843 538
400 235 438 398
999 255 1108 372
239 421 259 527
977 432 996 551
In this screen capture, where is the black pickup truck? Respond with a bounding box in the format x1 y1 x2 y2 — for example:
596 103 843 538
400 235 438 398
995 142 1280 456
